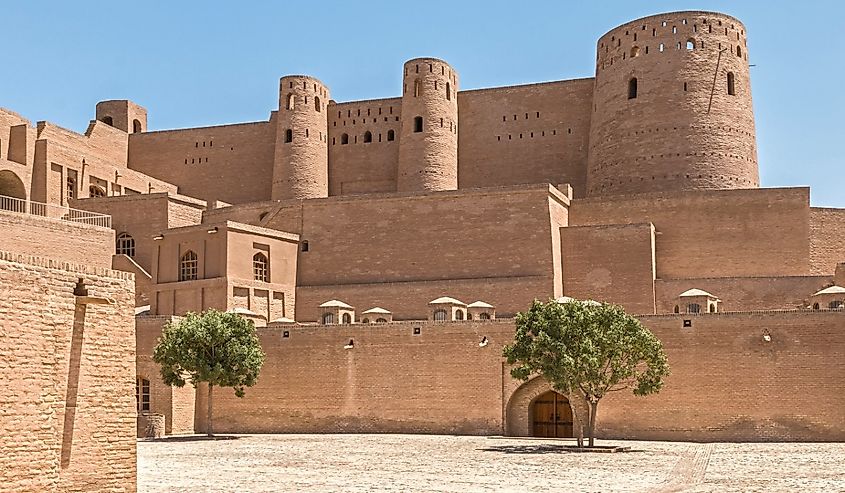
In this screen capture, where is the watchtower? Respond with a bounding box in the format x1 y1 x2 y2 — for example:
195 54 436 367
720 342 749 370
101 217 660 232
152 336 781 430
272 75 330 200
586 11 758 196
397 58 459 192
96 100 148 133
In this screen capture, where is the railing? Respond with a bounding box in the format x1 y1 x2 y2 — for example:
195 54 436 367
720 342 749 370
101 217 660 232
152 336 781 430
0 194 111 228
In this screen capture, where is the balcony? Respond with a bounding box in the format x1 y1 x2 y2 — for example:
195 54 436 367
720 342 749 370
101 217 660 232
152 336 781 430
0 194 111 228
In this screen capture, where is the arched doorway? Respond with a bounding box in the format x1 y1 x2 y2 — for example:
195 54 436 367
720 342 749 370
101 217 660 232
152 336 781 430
0 170 26 212
531 391 573 438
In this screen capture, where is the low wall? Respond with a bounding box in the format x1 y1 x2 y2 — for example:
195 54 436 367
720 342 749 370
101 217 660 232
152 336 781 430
189 310 845 441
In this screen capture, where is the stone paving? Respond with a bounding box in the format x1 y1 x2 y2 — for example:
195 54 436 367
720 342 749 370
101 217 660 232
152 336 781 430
137 434 845 492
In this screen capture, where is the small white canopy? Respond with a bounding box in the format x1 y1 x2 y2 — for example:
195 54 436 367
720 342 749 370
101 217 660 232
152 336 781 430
813 285 845 296
362 307 391 314
429 296 466 305
319 299 354 309
134 305 151 315
467 301 495 309
227 307 260 316
269 317 296 324
679 288 716 298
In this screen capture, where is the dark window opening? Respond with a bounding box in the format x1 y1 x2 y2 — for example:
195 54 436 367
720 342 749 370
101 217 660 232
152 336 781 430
387 130 395 141
727 72 736 96
414 116 423 133
628 77 638 99
341 133 349 145
285 129 293 143
363 131 372 143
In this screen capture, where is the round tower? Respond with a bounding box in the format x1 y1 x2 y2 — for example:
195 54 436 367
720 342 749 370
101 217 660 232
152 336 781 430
586 11 758 197
397 58 459 192
272 75 330 200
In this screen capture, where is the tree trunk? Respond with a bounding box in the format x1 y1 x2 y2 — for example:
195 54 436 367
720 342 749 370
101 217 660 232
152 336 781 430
567 392 585 449
207 382 214 437
587 400 599 447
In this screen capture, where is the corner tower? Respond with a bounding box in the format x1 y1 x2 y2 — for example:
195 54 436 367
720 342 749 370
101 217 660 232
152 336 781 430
586 12 758 196
272 75 330 200
96 100 148 133
397 58 459 192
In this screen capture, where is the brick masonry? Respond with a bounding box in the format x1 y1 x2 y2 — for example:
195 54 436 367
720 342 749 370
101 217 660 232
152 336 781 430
0 251 136 492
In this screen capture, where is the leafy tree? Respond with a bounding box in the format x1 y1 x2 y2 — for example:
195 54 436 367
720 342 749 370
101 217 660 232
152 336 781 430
153 309 266 436
504 299 669 447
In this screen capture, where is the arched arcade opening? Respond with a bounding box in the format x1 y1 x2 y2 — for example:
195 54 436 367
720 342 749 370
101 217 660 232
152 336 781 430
0 170 26 212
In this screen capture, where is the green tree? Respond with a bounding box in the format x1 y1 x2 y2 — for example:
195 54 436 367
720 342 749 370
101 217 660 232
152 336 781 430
153 309 266 436
504 299 669 447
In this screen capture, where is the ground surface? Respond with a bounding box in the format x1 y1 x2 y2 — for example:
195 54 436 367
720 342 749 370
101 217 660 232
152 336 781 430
137 434 845 492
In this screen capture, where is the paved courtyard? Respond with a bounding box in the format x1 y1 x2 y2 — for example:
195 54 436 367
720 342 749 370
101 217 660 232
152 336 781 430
138 434 845 492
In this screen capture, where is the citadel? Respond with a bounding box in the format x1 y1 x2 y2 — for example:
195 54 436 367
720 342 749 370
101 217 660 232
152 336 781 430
1 11 844 491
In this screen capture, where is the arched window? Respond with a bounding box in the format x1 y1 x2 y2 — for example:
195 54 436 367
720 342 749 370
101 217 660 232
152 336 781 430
375 318 387 323
479 312 491 320
630 46 640 58
132 119 142 133
387 130 395 141
414 116 423 133
301 240 309 252
285 129 293 143
467 313 473 320
100 116 114 126
709 303 717 313
736 46 742 57
179 251 198 281
628 78 638 99
116 233 135 257
363 131 372 143
253 252 269 282
66 177 76 201
687 303 701 314
686 39 695 50
727 72 736 96
362 318 370 324
342 313 352 324
314 96 321 112
341 133 349 145
812 302 820 310
286 94 295 110
89 185 106 198
674 305 680 314
433 309 447 321
322 312 334 324
830 301 844 309
455 310 464 321
136 376 150 412
446 82 451 100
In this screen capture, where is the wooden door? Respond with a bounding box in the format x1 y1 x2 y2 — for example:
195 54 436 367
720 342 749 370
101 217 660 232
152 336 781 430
532 391 573 438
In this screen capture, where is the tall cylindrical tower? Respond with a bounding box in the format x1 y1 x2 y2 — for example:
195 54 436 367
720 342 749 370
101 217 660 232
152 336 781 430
397 58 459 192
586 11 758 197
272 75 330 200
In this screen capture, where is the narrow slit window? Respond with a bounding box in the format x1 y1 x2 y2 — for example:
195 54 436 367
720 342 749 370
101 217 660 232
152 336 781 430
727 72 736 96
628 77 638 99
413 116 423 133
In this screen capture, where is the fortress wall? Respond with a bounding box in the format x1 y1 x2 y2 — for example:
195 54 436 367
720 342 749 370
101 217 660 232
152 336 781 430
0 252 136 491
809 207 845 275
655 276 832 313
569 187 811 279
295 275 552 322
198 320 515 435
196 311 845 441
260 185 567 320
599 311 845 441
128 120 276 205
561 223 656 314
458 79 593 197
327 98 402 195
0 209 114 268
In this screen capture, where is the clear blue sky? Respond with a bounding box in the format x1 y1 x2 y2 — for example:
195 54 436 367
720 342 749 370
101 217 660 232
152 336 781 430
3 1 842 206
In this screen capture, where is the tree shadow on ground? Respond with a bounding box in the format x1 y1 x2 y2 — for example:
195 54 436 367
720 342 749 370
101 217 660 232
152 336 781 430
140 435 241 443
479 445 642 454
